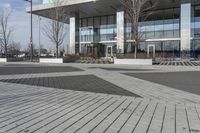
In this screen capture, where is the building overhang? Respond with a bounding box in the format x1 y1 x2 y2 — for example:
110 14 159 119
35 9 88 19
27 0 200 22
27 0 122 21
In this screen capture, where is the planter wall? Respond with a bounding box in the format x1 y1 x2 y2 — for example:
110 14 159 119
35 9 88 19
114 58 152 65
39 58 63 64
0 58 7 62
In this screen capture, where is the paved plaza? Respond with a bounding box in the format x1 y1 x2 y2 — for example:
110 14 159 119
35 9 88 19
0 65 83 75
125 71 200 95
0 63 200 133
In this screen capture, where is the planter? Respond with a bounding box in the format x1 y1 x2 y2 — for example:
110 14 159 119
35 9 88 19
39 58 63 64
0 58 7 62
114 58 152 65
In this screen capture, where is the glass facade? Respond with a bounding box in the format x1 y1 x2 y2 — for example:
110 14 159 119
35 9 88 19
125 7 181 58
79 15 117 57
100 16 116 41
126 19 180 40
191 4 200 58
80 18 94 42
76 2 200 59
79 15 116 43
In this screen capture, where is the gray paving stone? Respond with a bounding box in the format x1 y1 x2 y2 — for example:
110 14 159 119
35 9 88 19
0 66 83 75
125 71 200 95
0 75 139 97
0 63 200 133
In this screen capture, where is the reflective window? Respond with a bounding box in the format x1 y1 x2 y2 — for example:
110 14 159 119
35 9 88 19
164 20 174 31
155 31 164 38
94 17 100 42
88 18 93 26
80 18 93 42
125 7 181 41
146 32 155 39
79 15 117 42
125 18 180 40
100 16 116 41
155 20 164 31
145 21 155 32
191 39 200 58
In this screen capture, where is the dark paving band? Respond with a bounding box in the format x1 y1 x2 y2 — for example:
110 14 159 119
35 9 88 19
125 71 200 96
0 66 83 75
0 75 140 97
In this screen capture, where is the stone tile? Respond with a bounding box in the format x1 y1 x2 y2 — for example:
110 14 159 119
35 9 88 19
0 75 140 97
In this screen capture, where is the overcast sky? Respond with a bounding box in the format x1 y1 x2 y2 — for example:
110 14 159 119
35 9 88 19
0 0 69 51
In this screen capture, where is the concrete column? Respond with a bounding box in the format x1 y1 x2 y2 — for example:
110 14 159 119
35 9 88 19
180 3 191 58
117 9 125 54
69 16 76 54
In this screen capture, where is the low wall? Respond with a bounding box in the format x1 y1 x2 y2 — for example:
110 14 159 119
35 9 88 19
39 58 63 64
114 58 152 65
0 58 7 62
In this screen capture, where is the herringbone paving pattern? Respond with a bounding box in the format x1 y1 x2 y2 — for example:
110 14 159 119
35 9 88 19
0 63 200 133
0 83 200 133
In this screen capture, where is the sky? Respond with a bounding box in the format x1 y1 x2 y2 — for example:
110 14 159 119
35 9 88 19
0 0 69 51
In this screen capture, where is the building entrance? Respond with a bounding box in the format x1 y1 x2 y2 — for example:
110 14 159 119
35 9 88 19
147 45 156 59
104 43 117 57
106 46 113 57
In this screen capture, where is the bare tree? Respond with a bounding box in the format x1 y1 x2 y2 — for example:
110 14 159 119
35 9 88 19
0 8 13 58
119 0 157 58
0 37 3 57
8 41 21 57
43 0 68 58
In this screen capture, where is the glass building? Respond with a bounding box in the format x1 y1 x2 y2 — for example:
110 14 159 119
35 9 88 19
31 0 200 59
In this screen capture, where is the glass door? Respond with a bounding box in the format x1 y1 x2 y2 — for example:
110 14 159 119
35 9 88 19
106 46 113 57
147 44 155 58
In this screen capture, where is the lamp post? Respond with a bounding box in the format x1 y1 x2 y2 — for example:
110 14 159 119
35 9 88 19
38 16 41 57
25 0 33 62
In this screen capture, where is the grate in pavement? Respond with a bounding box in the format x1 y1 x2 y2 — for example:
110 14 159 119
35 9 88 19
0 66 83 75
88 67 155 71
155 61 200 66
0 75 140 97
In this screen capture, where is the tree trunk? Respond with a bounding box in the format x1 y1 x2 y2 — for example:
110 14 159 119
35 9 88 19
55 42 58 58
4 44 7 58
134 45 137 59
